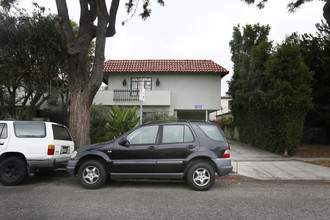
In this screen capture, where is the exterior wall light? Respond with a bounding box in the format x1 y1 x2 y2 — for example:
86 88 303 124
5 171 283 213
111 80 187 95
156 78 160 86
123 79 126 86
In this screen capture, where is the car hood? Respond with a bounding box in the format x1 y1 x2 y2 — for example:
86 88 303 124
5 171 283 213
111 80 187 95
77 141 114 153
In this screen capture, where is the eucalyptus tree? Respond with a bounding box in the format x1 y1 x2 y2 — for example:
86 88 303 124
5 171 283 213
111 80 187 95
55 0 164 147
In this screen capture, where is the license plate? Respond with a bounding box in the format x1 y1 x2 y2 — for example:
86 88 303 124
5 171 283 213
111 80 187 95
61 146 69 154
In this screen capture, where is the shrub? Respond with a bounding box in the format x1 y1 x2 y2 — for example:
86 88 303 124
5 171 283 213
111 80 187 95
90 105 139 143
143 109 177 123
107 106 139 140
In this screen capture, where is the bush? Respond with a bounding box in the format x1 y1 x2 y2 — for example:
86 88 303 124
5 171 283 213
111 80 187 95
90 105 112 143
143 109 177 123
107 106 139 140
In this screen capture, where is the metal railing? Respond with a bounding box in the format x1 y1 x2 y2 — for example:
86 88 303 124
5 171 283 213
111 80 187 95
113 89 139 102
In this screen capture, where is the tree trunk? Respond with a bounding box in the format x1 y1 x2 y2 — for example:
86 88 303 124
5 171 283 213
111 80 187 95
66 52 101 147
56 0 120 148
324 0 330 26
68 84 93 147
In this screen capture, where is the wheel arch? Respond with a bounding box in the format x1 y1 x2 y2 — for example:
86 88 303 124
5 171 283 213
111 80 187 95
75 153 110 174
0 152 30 174
184 156 219 176
0 152 27 164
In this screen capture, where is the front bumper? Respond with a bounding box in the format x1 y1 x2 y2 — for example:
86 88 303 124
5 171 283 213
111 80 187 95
211 158 233 176
66 159 78 176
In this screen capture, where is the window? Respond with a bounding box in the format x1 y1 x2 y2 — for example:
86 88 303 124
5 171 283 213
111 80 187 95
199 125 225 141
131 77 152 92
0 123 8 139
184 126 194 142
14 122 46 138
162 125 194 143
127 125 158 145
52 125 72 141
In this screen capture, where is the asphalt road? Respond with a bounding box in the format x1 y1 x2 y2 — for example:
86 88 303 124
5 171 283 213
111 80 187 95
0 171 329 220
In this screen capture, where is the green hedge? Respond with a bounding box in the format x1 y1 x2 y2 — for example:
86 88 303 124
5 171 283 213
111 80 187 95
228 24 313 155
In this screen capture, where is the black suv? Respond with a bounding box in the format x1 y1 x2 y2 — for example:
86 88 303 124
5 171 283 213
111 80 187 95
67 121 232 191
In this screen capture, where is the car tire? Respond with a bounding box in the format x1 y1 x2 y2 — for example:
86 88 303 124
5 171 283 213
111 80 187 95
186 161 215 191
78 160 107 189
0 156 27 186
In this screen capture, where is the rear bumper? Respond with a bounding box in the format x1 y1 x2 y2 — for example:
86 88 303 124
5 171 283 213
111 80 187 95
211 158 233 176
27 156 71 168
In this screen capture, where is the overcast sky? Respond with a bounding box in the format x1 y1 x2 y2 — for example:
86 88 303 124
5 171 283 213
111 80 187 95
21 0 325 95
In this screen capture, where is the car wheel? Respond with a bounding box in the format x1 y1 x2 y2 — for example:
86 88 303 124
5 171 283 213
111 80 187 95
0 156 27 186
78 160 107 189
186 162 215 191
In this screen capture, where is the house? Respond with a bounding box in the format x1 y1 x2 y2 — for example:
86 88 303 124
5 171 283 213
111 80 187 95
209 95 232 120
93 60 229 121
214 95 232 120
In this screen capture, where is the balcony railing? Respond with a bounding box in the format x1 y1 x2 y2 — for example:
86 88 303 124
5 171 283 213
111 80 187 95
94 90 171 106
113 89 139 102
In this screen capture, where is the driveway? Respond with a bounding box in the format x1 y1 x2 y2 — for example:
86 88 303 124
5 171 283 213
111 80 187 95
230 140 330 180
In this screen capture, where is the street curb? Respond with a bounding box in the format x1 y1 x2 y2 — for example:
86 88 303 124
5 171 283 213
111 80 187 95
216 173 244 180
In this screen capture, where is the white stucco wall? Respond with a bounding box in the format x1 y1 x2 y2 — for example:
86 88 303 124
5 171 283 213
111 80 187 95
210 96 232 120
95 72 222 116
220 96 231 114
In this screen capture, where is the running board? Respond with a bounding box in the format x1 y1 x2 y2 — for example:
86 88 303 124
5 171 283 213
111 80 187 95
110 173 184 179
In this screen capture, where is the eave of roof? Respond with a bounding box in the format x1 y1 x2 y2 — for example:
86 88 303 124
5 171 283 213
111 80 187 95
103 60 229 78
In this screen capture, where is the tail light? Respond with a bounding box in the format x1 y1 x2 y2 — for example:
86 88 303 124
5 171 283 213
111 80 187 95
48 145 55 155
222 147 230 158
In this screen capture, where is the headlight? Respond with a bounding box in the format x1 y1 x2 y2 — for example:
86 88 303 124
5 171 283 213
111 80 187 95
71 151 78 159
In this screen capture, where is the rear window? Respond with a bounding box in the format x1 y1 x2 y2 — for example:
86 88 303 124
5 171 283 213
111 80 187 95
14 122 46 138
52 125 72 141
199 124 225 141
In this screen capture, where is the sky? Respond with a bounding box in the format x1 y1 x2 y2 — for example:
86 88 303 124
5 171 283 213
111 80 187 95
21 0 325 95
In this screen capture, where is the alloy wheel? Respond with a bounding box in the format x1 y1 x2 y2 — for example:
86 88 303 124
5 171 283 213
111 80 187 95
192 168 211 187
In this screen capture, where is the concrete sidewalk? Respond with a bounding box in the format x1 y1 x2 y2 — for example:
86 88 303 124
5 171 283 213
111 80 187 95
230 140 330 180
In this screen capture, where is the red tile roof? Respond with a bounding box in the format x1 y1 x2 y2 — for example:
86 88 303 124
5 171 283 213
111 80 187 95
103 60 229 77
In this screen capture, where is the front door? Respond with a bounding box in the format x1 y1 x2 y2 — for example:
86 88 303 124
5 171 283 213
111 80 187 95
110 125 159 173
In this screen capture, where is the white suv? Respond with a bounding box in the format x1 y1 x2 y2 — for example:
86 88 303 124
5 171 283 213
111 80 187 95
0 120 75 185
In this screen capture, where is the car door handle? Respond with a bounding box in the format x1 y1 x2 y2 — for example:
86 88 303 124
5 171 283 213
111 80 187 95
187 145 196 149
0 142 4 145
148 146 155 150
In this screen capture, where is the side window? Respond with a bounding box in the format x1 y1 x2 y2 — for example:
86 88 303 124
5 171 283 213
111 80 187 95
0 123 8 139
199 124 225 141
14 122 46 138
52 125 72 141
184 125 194 142
162 125 194 143
127 125 158 145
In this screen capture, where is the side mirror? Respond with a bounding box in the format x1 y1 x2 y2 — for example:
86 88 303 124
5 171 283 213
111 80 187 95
118 138 129 146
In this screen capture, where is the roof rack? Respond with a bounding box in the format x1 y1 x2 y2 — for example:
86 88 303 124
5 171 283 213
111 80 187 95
142 120 211 125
